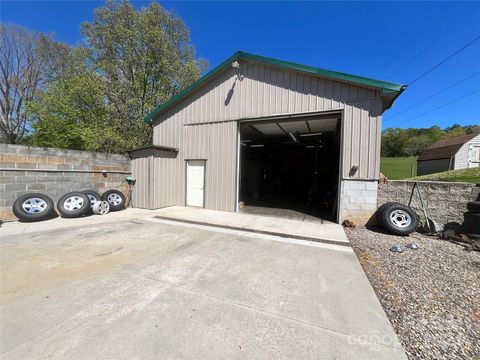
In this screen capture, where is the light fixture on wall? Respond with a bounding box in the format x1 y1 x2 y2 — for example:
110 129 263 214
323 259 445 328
232 61 242 79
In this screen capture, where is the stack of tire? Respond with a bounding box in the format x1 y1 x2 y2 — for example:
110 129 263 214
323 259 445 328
12 189 126 222
463 194 480 238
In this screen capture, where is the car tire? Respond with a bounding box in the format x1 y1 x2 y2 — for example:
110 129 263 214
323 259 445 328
462 212 480 234
101 190 126 211
12 193 55 222
466 201 480 213
57 192 91 218
81 190 101 206
378 202 419 236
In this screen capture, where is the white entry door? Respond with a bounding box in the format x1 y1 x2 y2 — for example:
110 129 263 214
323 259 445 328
186 160 205 207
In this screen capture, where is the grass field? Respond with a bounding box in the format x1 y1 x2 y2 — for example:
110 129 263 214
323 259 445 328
380 157 417 179
409 168 480 184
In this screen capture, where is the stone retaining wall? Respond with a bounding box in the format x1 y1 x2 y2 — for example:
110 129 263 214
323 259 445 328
1 144 131 220
378 180 479 225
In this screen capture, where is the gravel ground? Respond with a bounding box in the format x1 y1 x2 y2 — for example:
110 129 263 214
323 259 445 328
346 226 480 360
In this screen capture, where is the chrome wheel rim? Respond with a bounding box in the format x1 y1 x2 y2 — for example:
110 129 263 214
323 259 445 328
107 193 122 206
98 201 109 214
390 210 411 228
63 196 84 211
86 194 98 205
22 198 47 214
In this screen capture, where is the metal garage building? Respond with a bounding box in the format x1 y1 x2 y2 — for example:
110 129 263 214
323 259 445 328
130 51 406 224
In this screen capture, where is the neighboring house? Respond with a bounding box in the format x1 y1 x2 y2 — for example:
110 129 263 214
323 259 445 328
129 51 406 224
417 133 480 176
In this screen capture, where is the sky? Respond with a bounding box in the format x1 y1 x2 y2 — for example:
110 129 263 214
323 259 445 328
1 1 479 130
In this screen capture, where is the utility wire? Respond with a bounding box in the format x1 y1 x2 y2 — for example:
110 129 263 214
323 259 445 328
385 72 480 121
408 34 480 86
374 4 451 77
392 88 480 127
386 11 473 80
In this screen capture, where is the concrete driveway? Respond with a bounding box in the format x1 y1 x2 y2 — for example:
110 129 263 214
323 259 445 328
0 209 406 359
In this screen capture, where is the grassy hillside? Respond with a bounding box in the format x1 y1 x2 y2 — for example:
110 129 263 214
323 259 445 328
409 168 480 185
380 157 417 179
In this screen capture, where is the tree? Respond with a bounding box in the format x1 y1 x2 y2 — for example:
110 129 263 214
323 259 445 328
80 0 207 149
0 24 45 143
27 72 123 152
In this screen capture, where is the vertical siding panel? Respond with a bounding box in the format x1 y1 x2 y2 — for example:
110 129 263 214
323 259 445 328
343 105 352 178
359 103 369 179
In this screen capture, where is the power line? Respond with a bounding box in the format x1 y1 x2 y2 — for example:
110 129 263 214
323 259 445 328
392 88 480 127
374 4 451 77
385 72 480 121
386 11 473 80
408 34 480 86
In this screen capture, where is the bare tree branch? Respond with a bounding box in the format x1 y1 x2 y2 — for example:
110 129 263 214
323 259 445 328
0 23 45 143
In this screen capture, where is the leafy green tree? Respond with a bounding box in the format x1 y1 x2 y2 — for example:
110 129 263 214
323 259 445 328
80 0 206 150
27 72 124 151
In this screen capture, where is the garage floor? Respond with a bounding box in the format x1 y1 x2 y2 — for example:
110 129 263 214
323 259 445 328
0 210 406 359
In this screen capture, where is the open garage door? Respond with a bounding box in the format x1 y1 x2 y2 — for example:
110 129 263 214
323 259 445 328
239 114 341 222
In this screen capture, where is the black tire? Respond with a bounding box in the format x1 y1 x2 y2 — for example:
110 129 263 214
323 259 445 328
462 212 480 234
467 201 480 213
378 202 419 236
12 193 55 222
81 190 101 206
101 189 126 211
57 192 91 218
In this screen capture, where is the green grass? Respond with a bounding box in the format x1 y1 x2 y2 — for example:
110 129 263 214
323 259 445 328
409 167 480 184
380 157 417 179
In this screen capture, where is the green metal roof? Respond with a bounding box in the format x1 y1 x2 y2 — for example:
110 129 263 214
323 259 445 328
144 51 406 123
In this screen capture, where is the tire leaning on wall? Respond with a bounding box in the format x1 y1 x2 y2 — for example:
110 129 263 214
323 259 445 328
377 202 420 236
101 190 126 211
81 190 101 206
57 192 91 218
12 193 55 222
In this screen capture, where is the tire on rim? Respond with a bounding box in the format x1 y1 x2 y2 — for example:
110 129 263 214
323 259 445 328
12 193 55 222
92 201 110 215
81 190 101 206
101 190 126 211
57 192 91 218
378 202 419 236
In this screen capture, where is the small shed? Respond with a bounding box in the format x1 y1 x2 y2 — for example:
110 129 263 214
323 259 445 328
417 133 480 176
132 51 406 224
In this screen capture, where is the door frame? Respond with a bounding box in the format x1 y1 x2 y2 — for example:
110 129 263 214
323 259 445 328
185 159 207 208
235 110 343 223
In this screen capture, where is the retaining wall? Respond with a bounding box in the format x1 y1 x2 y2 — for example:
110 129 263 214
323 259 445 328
378 180 479 225
0 144 131 220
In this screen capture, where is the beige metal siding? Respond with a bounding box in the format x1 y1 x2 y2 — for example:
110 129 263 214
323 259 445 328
131 149 179 209
149 60 385 212
152 150 179 208
183 121 237 211
131 150 152 209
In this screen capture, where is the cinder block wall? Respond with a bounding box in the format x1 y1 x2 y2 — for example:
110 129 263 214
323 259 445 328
339 180 378 224
378 180 479 225
0 144 131 220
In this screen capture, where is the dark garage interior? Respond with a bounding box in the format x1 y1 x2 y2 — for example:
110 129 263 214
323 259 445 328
239 115 341 221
